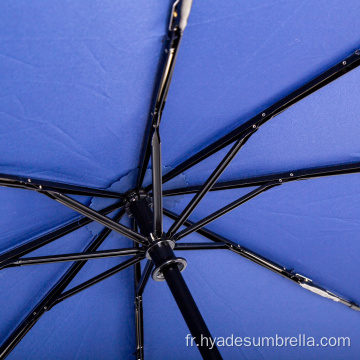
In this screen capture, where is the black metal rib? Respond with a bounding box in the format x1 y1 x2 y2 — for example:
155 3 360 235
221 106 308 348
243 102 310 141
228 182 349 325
167 130 254 237
163 161 360 196
135 292 144 360
0 248 144 269
0 202 123 268
174 243 228 250
0 173 123 198
174 183 278 240
0 209 125 360
157 50 360 186
164 209 360 312
163 208 232 243
136 260 154 296
133 223 142 289
49 255 143 308
47 192 147 245
136 25 183 188
152 128 163 236
132 221 144 360
165 207 300 273
136 0 194 189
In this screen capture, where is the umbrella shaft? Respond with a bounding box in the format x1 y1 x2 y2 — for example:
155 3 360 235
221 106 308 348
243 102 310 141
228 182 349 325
163 264 223 360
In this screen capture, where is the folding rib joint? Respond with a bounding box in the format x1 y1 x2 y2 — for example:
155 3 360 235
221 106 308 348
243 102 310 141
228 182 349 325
164 208 360 313
294 274 360 312
230 244 360 312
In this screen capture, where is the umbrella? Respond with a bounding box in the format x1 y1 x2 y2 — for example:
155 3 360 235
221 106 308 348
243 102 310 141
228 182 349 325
0 0 360 359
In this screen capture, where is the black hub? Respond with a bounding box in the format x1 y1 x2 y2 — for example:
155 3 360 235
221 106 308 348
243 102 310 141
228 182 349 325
125 189 222 360
125 190 188 281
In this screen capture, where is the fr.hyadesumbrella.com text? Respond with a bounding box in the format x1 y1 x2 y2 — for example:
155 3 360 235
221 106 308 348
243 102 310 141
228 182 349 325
185 334 350 349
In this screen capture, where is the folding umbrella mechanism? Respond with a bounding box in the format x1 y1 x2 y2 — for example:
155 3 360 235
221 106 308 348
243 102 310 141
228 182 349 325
1 1 360 359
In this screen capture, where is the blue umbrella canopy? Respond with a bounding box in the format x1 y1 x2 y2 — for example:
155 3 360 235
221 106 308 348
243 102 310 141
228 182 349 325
0 1 360 359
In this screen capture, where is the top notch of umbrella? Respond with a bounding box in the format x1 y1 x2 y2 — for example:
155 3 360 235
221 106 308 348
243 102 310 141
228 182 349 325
169 0 193 32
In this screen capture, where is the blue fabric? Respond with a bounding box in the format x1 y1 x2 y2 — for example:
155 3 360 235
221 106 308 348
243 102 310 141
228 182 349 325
0 1 169 187
1 0 360 359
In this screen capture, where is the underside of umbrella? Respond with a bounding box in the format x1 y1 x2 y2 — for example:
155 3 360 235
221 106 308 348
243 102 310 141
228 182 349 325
1 1 360 359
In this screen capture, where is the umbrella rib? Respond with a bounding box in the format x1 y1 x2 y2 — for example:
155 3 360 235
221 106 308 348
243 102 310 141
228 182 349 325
0 202 124 267
0 173 124 198
156 50 360 187
136 260 154 296
166 130 255 237
164 209 360 312
136 12 184 188
45 191 147 245
151 128 163 236
0 248 144 269
174 182 278 241
163 161 360 196
0 209 125 360
49 255 144 308
174 242 228 250
132 221 144 360
134 291 144 360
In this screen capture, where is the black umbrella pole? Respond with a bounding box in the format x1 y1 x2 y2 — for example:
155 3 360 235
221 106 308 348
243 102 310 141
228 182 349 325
162 264 222 359
146 242 222 359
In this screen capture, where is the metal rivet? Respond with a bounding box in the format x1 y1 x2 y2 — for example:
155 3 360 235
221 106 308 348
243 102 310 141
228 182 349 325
262 113 266 117
44 306 47 310
33 312 36 315
252 124 256 129
342 61 347 65
39 185 42 190
28 179 31 183
290 173 294 177
279 179 283 183
355 50 360 56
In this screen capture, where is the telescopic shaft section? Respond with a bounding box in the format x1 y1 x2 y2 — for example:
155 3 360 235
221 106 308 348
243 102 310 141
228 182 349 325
147 240 222 360
163 265 221 359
